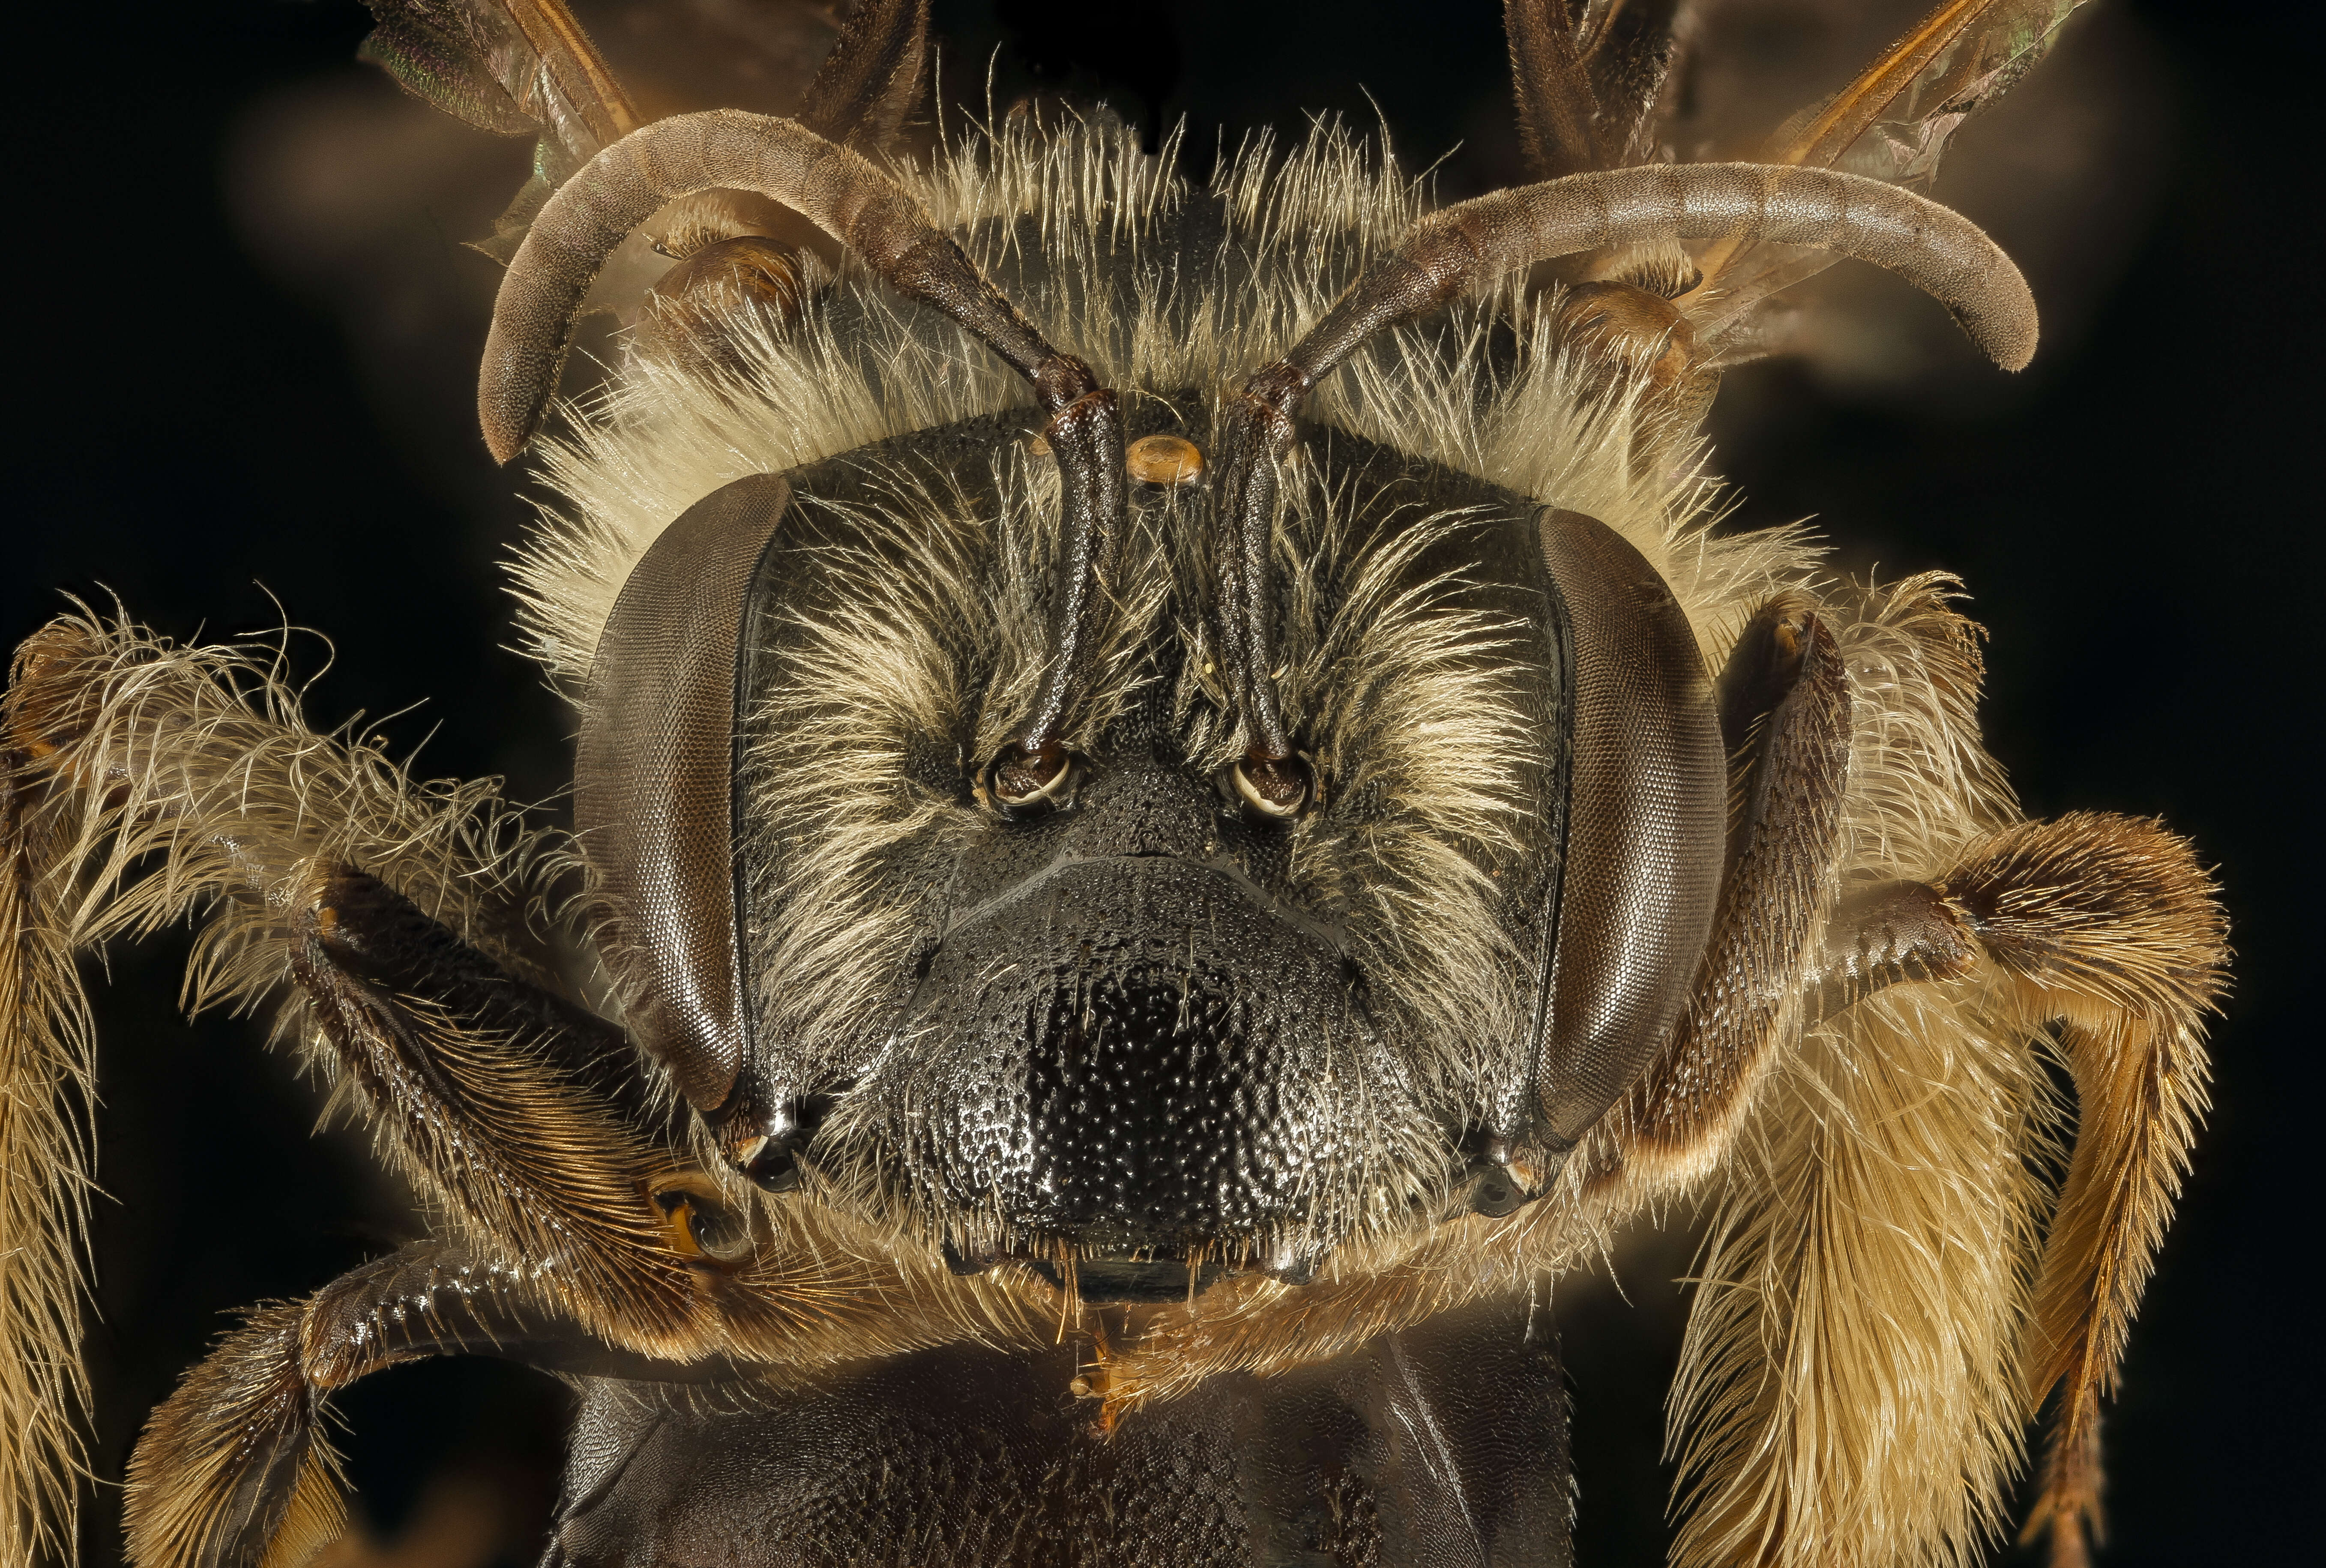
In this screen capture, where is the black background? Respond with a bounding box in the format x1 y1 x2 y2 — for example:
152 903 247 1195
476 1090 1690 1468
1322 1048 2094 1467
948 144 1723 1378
8 2 2318 1564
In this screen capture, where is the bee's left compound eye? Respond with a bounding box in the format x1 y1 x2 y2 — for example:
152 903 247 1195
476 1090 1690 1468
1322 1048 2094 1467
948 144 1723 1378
985 741 1078 814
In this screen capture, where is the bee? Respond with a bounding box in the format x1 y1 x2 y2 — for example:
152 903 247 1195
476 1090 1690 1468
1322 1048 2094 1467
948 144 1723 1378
1 3 2227 1566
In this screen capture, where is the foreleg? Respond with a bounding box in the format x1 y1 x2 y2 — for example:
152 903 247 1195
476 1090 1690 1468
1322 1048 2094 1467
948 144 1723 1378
287 856 1026 1364
1608 589 1854 1178
122 1242 747 1568
1898 814 2223 1567
287 861 713 1347
2 615 1021 1565
138 864 1020 1565
1695 809 2221 1568
0 656 96 1564
1607 580 2024 1568
2 610 671 1559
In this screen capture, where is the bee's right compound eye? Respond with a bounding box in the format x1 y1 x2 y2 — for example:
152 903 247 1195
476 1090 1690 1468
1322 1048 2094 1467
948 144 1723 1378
985 741 1078 815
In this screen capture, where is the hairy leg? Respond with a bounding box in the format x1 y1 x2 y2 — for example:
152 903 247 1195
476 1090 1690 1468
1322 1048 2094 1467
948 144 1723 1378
1 612 668 1562
1715 810 2222 1568
1637 583 2027 1568
0 653 96 1564
792 0 928 154
121 1242 759 1568
288 861 709 1347
1608 589 1854 1180
3 617 707 1332
1602 580 2213 1568
3 615 1039 1565
1817 814 2225 1568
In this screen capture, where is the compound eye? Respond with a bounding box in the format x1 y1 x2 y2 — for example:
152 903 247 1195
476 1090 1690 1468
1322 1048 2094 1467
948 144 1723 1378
985 741 1078 815
1228 753 1312 820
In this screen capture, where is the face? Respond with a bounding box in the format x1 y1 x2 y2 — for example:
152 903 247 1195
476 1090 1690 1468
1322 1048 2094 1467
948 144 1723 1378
697 408 1573 1299
555 119 1737 1309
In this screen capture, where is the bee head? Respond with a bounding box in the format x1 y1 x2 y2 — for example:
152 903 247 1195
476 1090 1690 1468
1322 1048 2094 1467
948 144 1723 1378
523 111 2028 1300
576 402 1605 1298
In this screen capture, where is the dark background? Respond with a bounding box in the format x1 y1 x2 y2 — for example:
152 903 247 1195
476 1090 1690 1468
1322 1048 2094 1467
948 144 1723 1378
9 2 2318 1563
